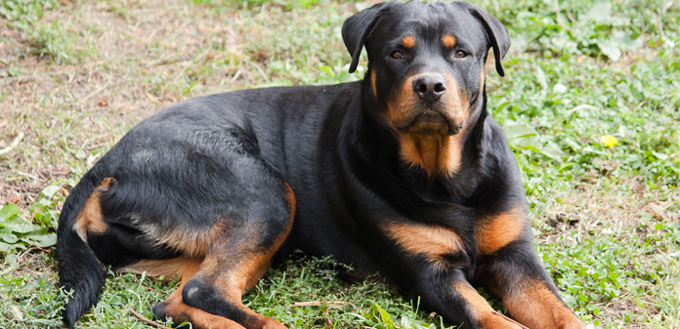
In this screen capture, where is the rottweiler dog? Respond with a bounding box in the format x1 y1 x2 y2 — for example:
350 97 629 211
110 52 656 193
57 1 587 328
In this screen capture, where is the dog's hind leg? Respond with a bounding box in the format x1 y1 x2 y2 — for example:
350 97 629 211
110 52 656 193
131 257 246 329
152 183 296 329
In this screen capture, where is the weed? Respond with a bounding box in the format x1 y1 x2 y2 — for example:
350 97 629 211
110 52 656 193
0 185 61 253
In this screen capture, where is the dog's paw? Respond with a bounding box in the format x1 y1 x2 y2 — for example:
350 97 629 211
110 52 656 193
480 311 529 329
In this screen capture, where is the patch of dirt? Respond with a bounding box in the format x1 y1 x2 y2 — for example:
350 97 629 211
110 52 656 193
0 0 362 207
0 0 251 207
536 176 676 242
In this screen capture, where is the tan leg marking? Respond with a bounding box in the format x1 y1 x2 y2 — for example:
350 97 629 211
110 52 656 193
284 182 296 219
453 283 528 329
128 257 245 329
126 256 202 281
475 207 527 255
197 239 289 329
371 69 378 99
73 178 114 243
159 290 247 329
162 263 246 329
148 222 228 258
189 184 295 328
503 280 585 329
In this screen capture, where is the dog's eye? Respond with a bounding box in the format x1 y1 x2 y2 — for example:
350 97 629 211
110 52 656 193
454 50 468 59
390 50 404 59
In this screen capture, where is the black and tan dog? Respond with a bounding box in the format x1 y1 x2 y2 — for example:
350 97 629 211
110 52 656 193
57 1 586 328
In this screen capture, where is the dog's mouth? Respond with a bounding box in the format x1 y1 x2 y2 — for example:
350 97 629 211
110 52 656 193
396 110 463 136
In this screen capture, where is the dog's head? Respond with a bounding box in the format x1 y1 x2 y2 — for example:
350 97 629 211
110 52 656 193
343 1 510 137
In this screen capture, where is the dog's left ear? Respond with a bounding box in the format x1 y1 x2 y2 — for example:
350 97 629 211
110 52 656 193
342 2 393 73
464 4 511 76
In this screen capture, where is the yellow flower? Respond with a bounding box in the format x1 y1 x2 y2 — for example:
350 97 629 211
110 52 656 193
600 135 618 147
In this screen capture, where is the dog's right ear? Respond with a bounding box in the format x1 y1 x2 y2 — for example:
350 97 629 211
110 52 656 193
342 2 392 73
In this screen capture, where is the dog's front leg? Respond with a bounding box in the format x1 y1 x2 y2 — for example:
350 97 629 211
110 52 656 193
382 219 526 328
416 268 528 329
475 241 586 329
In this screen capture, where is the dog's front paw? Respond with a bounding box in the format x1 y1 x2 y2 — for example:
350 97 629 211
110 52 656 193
479 311 529 329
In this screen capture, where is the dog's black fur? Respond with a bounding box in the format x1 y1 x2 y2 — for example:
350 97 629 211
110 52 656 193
57 1 585 328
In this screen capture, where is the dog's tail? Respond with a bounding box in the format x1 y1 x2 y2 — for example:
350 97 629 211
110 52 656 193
57 171 107 329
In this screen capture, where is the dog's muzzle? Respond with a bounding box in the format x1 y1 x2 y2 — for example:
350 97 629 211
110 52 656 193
397 108 463 136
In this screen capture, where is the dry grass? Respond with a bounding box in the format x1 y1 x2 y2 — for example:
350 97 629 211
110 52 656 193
0 0 358 206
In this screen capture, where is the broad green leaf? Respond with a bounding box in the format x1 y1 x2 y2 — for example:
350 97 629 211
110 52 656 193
537 141 565 160
611 30 643 51
553 83 568 94
24 233 57 248
2 216 39 234
584 2 612 23
534 65 548 90
39 185 60 199
598 39 622 61
0 241 11 253
0 232 19 244
599 30 643 61
0 204 20 221
504 123 538 140
4 253 17 266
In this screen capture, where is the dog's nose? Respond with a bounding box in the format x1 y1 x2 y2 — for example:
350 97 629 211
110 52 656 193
413 75 447 101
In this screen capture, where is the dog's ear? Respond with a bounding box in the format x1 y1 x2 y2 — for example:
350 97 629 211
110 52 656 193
466 5 511 76
342 2 392 73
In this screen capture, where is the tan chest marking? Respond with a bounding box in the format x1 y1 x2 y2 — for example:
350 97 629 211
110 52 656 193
383 221 464 262
475 207 527 254
399 132 465 178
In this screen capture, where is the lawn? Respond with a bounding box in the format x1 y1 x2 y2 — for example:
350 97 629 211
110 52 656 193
0 0 678 328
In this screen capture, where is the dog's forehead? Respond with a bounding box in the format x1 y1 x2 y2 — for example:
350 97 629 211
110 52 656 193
378 2 485 46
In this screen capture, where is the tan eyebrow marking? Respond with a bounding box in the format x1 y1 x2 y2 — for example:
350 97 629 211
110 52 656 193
442 35 456 48
402 35 416 49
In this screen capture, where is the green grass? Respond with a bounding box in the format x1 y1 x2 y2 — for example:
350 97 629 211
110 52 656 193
1 0 679 328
